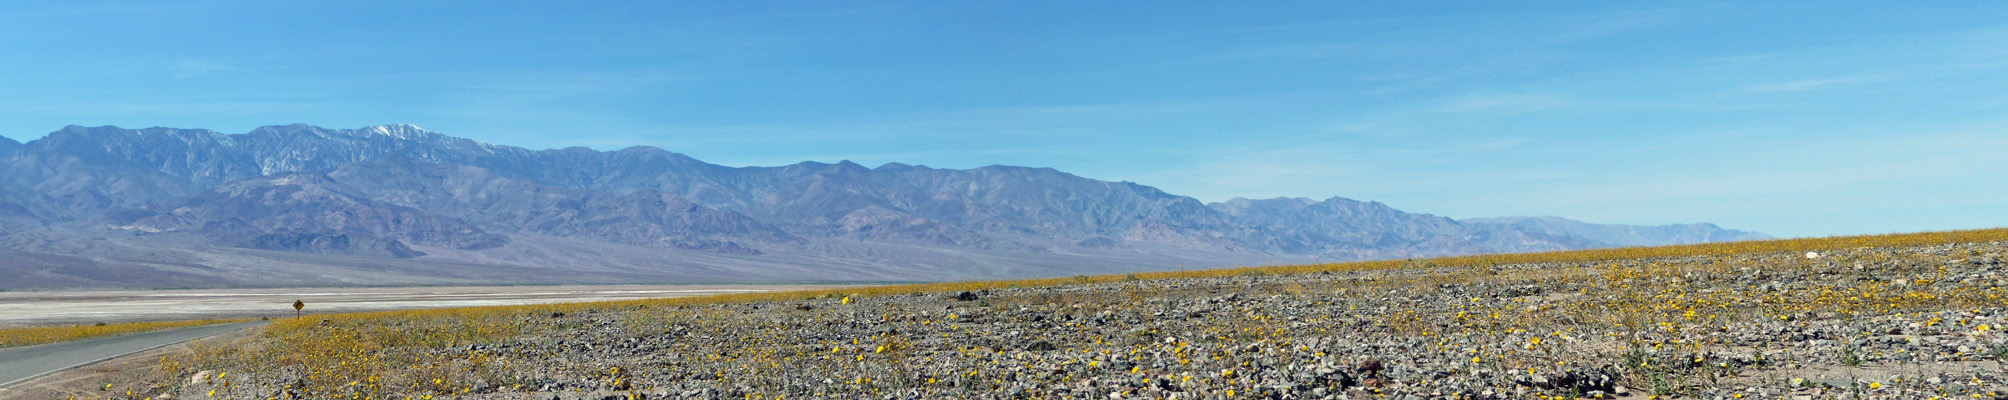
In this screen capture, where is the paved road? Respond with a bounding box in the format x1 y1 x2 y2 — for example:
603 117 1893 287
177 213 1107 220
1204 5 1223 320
0 321 265 389
1 284 848 327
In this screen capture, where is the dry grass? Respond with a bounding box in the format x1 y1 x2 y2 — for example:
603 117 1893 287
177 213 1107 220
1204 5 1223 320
0 319 252 348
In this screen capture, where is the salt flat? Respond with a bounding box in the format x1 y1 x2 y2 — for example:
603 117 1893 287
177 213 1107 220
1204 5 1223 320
0 284 850 327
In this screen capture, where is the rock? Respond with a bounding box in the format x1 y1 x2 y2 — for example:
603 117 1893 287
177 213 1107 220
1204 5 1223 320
184 370 214 387
1357 358 1383 376
1815 377 1854 388
956 291 980 301
1027 341 1058 351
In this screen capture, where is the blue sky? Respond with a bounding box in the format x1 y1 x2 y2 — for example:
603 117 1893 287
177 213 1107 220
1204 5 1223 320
1 2 2003 238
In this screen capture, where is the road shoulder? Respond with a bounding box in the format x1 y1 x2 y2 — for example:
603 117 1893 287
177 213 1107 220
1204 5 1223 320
0 324 261 400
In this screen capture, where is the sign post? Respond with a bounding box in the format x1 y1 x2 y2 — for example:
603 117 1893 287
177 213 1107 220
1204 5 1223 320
293 300 304 318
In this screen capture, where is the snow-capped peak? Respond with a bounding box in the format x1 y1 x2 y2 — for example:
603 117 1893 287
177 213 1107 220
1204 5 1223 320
362 124 433 139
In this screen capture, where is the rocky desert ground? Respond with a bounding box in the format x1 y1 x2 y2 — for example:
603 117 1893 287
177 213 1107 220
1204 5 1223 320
56 235 2008 399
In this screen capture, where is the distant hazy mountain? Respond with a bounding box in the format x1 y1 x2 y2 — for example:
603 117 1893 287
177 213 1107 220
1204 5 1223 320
0 124 1771 289
1209 197 1607 259
1461 216 1772 247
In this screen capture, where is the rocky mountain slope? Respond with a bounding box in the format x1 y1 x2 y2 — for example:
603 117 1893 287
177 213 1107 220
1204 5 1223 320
0 124 1768 288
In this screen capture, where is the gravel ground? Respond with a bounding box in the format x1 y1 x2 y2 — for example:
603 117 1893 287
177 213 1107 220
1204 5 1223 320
167 241 2008 399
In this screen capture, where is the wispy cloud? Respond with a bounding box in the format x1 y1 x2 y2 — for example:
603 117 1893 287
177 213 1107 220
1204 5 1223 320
170 59 231 78
1435 93 1574 114
1743 75 1890 94
1550 7 1695 40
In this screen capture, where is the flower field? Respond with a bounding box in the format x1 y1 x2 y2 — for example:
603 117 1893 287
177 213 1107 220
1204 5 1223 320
78 229 2008 399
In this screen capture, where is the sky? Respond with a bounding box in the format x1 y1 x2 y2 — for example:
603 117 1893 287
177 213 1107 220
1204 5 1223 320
1 1 2003 238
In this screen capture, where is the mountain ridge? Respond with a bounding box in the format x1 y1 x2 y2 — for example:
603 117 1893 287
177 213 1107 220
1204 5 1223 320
0 124 1769 289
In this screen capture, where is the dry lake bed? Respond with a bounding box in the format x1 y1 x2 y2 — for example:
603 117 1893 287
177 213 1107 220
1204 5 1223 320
0 284 850 327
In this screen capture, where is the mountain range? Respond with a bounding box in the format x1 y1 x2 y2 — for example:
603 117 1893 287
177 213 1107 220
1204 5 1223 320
0 124 1769 289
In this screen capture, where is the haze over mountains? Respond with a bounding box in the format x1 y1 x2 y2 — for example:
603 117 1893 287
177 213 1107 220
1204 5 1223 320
0 124 1768 289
